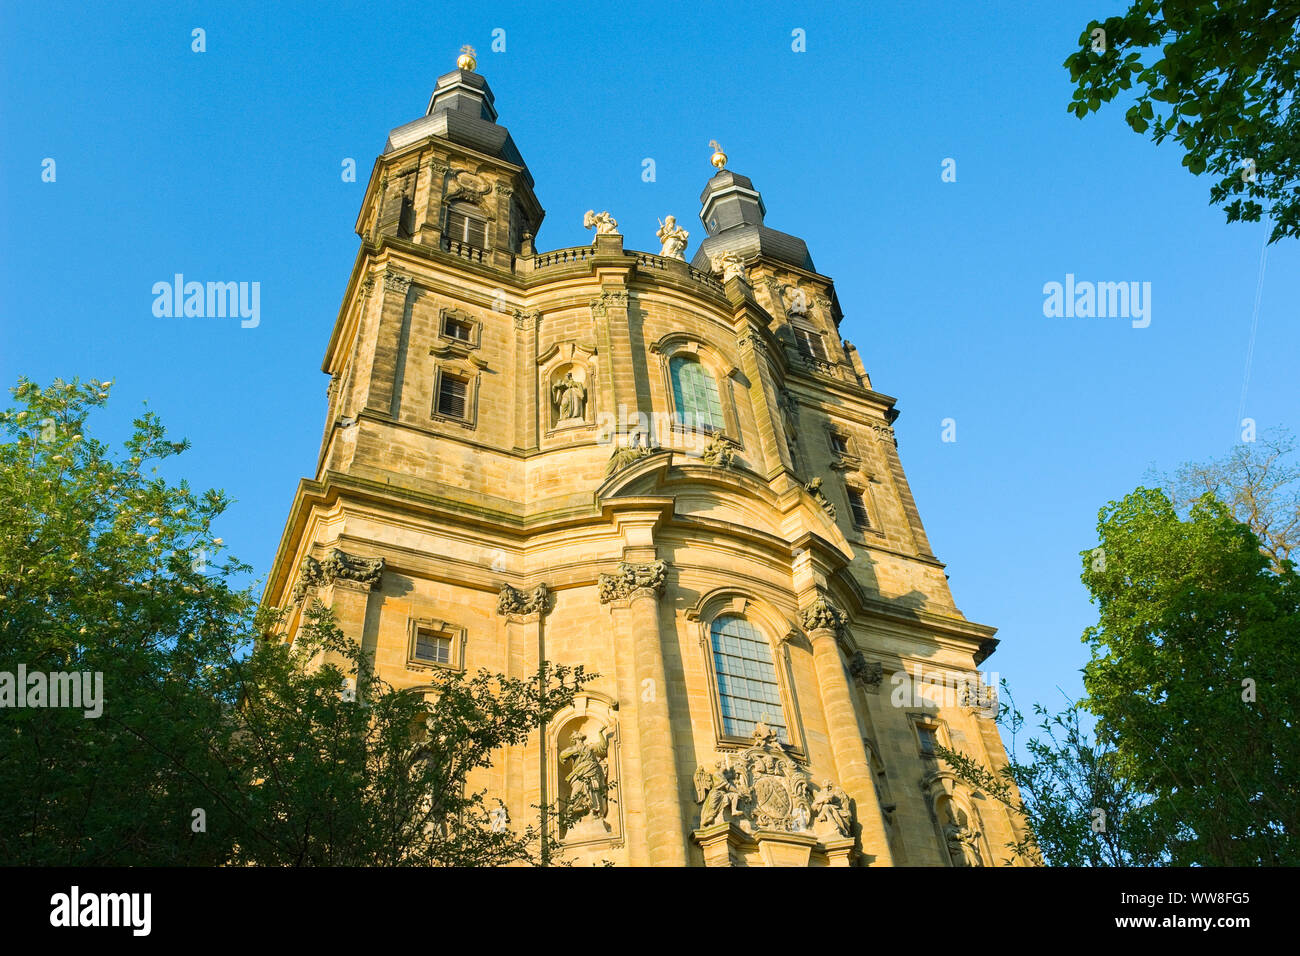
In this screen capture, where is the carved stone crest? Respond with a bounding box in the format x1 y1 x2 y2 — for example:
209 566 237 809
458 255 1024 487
700 434 736 467
693 723 815 833
446 169 492 205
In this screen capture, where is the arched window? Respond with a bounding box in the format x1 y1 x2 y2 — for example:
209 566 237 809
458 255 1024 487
710 615 788 741
669 355 725 433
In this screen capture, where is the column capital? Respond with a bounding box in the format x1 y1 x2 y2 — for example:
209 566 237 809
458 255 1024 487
383 271 412 295
496 583 550 621
598 560 666 604
800 594 847 636
292 548 385 603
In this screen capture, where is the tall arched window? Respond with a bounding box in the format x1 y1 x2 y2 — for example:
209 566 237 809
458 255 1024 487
670 355 725 433
710 615 788 741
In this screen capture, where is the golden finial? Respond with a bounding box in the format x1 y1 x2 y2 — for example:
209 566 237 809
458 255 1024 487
709 140 727 170
457 45 478 71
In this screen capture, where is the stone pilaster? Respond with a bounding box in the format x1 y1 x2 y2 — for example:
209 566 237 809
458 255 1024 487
362 272 414 416
599 560 687 866
800 595 895 866
497 583 551 854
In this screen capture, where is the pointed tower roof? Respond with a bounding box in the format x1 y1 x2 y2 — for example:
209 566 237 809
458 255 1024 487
383 47 533 186
689 145 814 273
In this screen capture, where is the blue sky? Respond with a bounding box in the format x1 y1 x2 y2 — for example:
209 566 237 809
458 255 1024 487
3 1 1297 740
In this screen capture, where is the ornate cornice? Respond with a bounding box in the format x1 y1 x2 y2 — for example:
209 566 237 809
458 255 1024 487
598 560 667 604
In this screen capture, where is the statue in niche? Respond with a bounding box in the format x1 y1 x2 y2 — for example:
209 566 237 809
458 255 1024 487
943 807 984 867
813 779 852 837
489 800 509 834
551 371 587 423
560 728 609 822
656 215 690 259
583 209 619 236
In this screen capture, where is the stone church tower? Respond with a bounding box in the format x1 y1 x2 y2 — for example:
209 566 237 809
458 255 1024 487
264 49 1031 867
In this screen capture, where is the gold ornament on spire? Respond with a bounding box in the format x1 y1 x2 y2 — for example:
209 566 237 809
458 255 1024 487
457 45 478 71
709 140 727 170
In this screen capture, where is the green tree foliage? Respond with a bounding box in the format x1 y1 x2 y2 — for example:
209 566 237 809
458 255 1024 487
1080 487 1299 865
941 474 1299 865
1065 2 1300 242
936 685 1168 866
0 378 589 865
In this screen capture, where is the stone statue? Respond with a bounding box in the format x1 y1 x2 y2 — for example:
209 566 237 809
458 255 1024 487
489 801 509 834
694 763 743 827
700 434 735 467
710 250 746 282
560 728 609 821
656 215 690 259
552 371 587 422
790 805 811 832
813 779 852 837
804 477 837 520
944 808 984 867
583 209 619 237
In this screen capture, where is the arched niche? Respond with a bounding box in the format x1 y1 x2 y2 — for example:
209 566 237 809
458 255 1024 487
546 691 622 847
538 341 598 433
922 770 993 867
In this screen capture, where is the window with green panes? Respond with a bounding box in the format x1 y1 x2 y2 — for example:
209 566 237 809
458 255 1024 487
670 355 725 433
709 615 789 741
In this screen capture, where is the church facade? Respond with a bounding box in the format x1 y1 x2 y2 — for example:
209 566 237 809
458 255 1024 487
264 49 1032 867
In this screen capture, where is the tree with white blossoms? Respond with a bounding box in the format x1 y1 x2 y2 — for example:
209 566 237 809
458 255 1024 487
0 378 592 866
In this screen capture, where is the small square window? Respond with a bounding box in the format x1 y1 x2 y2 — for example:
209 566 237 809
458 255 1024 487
830 433 849 456
848 488 871 528
443 315 474 342
437 373 469 419
414 629 452 665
